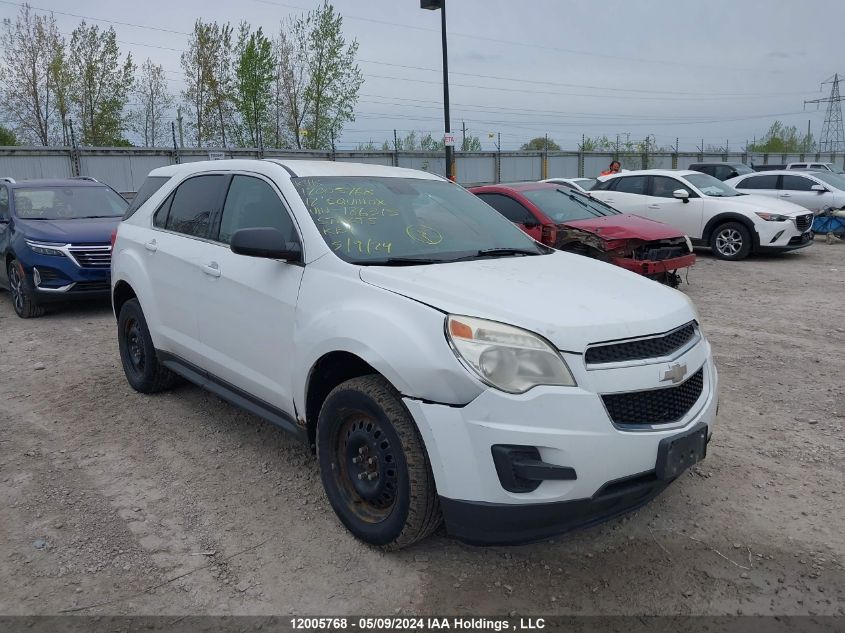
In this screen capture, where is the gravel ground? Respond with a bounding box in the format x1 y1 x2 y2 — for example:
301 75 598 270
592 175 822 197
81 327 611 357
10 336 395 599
0 243 843 617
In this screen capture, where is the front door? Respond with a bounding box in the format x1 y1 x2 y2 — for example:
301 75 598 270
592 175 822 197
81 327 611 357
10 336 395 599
643 176 705 238
779 174 826 211
196 174 304 414
475 192 543 241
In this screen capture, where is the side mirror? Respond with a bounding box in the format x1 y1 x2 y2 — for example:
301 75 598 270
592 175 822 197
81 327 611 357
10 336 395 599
230 227 302 262
522 219 540 229
810 184 827 192
673 189 690 203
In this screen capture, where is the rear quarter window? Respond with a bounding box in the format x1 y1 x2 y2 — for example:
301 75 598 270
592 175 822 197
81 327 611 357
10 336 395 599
124 176 170 220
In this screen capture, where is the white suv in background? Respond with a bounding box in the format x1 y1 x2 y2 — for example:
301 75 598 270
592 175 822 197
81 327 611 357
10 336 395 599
725 170 845 212
112 160 718 548
590 170 814 260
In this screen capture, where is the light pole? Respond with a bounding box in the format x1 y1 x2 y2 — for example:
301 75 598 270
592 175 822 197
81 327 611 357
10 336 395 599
421 0 454 181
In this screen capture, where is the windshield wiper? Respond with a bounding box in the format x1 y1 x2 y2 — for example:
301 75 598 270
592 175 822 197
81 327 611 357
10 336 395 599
360 257 445 266
452 247 542 261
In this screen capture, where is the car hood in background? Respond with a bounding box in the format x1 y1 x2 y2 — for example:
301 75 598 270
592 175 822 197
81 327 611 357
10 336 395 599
562 214 684 241
710 194 810 216
359 251 695 352
15 217 121 243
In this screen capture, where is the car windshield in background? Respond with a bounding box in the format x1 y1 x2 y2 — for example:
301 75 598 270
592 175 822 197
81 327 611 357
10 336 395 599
522 188 619 222
685 173 742 197
733 164 754 175
292 176 546 264
811 171 845 189
13 186 128 220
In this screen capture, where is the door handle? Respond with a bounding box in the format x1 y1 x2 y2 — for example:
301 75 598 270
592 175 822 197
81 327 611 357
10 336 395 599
202 262 221 278
780 193 791 197
648 204 661 209
144 240 158 252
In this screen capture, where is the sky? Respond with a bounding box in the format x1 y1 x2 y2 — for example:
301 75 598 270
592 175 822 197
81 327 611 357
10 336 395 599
4 0 845 151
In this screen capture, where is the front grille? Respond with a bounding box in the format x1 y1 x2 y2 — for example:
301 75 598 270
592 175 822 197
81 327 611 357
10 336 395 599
585 322 696 365
795 214 813 232
602 368 704 427
68 245 112 268
71 281 110 292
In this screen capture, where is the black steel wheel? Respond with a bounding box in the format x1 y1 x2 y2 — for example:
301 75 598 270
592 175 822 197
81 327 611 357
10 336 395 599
317 375 441 549
117 298 178 393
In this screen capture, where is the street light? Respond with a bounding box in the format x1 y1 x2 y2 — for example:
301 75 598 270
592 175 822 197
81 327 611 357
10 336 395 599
420 0 454 181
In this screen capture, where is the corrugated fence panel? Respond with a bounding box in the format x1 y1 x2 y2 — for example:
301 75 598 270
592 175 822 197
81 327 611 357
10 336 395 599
676 154 699 169
335 154 394 166
648 154 674 169
456 154 495 185
547 154 580 178
0 152 72 180
397 154 446 178
80 153 174 192
500 155 541 182
583 154 615 177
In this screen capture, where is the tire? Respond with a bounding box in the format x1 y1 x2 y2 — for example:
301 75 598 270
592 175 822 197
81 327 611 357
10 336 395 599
117 298 178 393
709 222 751 260
7 258 45 318
316 375 441 550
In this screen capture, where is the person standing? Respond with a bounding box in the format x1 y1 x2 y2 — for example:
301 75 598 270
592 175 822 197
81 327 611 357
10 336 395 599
600 160 621 177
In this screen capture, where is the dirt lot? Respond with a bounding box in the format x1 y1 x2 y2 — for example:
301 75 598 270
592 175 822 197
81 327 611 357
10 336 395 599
0 243 843 617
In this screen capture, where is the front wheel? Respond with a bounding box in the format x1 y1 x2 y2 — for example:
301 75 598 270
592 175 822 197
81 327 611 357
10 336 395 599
709 222 751 260
7 259 45 318
316 375 441 549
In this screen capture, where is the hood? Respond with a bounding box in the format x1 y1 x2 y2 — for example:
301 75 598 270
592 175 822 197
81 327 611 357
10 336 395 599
15 216 121 244
718 194 810 216
359 252 695 352
562 214 684 241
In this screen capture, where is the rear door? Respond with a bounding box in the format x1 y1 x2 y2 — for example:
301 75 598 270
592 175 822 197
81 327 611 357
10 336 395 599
195 173 304 414
146 174 229 365
475 192 544 242
780 174 829 211
590 175 648 214
643 176 704 238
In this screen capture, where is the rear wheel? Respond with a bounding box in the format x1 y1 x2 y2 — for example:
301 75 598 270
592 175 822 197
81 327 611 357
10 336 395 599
117 298 178 393
710 222 751 260
7 259 45 318
316 375 441 549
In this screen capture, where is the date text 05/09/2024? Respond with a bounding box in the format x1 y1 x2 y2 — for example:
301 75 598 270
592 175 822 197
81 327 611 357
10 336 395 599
289 617 547 631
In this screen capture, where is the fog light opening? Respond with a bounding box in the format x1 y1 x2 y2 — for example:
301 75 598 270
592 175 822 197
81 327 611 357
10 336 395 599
770 231 784 244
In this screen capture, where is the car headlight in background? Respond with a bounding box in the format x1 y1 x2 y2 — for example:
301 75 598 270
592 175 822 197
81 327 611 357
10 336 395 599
25 240 67 256
684 235 694 253
754 212 789 222
446 315 576 393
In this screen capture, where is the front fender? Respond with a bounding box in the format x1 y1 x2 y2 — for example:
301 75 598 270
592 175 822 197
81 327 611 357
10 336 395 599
111 227 162 345
293 267 485 415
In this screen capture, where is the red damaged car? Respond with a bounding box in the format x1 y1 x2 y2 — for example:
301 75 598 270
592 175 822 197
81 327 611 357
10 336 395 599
470 182 695 287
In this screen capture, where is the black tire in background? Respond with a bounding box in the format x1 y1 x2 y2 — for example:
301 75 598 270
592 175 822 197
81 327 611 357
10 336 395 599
710 222 752 260
7 258 45 318
117 298 178 393
316 375 441 549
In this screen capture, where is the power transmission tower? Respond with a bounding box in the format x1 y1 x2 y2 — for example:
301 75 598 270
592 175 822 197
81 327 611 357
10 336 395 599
804 73 845 153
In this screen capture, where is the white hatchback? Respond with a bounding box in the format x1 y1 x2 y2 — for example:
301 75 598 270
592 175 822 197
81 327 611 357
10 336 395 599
112 160 718 548
590 170 814 260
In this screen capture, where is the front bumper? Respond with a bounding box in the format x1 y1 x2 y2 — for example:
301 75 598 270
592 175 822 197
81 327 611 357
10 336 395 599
19 252 111 302
753 220 814 252
612 252 696 276
404 340 718 544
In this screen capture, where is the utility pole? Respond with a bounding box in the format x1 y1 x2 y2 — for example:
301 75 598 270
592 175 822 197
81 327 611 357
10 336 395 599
461 120 467 151
804 73 845 153
69 119 80 177
615 134 620 160
176 106 184 149
171 121 180 164
806 119 812 154
393 129 399 151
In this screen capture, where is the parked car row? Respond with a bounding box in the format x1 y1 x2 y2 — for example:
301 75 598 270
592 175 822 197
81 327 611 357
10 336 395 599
1 160 719 551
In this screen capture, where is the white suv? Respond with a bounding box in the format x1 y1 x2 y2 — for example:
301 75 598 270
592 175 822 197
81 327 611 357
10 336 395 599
590 170 814 260
112 160 718 548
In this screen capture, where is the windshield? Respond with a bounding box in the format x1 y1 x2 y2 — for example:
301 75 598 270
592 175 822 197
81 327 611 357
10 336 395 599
732 164 754 175
812 171 845 189
684 173 742 197
523 188 619 223
13 186 128 220
575 178 596 190
292 176 546 264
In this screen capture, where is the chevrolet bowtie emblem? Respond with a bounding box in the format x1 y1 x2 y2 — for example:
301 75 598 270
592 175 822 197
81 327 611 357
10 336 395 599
661 363 687 384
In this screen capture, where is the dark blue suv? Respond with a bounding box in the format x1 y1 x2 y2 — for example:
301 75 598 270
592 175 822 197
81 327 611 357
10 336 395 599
0 177 128 318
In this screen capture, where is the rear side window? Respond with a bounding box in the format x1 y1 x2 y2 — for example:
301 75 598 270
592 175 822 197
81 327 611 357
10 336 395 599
735 174 778 190
165 175 228 238
613 176 648 195
217 176 297 244
124 176 170 220
475 193 536 224
782 175 814 191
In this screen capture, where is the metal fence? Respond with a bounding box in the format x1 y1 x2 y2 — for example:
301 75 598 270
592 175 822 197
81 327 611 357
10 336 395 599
0 145 843 193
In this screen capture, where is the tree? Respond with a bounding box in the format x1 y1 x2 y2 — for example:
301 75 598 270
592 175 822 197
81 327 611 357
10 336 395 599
69 22 134 145
0 4 63 145
302 2 363 149
181 20 213 147
235 23 274 148
49 40 72 145
461 135 481 151
129 59 173 147
0 124 18 145
275 15 310 149
521 136 560 151
748 120 814 154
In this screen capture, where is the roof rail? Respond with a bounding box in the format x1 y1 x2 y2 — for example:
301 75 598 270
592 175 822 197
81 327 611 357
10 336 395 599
71 176 99 182
0 177 16 184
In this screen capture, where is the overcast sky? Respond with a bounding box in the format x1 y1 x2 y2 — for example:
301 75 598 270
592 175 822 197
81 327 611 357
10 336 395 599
6 0 845 150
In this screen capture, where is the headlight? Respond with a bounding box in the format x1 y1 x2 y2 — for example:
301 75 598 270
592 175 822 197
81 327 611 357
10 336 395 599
25 240 67 256
445 315 576 393
754 212 789 222
683 235 694 254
